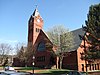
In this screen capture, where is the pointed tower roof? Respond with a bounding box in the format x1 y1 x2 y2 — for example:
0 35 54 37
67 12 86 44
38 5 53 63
32 8 39 16
32 8 43 20
29 8 40 22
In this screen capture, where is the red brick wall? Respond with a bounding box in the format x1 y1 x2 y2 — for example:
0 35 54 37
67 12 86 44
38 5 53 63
28 14 43 45
62 51 78 70
77 40 89 72
33 30 56 68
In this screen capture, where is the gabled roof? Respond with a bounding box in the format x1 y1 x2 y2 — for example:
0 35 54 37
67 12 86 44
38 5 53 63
40 28 85 52
40 29 53 45
34 28 85 52
33 29 53 49
71 28 85 51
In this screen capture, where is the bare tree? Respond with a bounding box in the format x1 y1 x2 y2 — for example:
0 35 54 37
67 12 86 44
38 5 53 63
25 42 34 66
47 25 74 69
15 42 25 55
14 43 26 65
15 42 34 66
0 43 12 65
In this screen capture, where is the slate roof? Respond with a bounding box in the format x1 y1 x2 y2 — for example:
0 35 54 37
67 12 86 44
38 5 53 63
71 28 85 51
41 28 85 52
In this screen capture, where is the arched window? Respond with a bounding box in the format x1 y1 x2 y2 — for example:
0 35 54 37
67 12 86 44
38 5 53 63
37 42 46 51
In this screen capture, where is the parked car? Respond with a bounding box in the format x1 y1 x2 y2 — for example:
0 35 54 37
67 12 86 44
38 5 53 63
0 70 32 75
5 66 14 71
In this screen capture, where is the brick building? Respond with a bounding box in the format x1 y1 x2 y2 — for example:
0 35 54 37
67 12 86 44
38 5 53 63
13 8 100 72
28 8 56 68
27 8 100 72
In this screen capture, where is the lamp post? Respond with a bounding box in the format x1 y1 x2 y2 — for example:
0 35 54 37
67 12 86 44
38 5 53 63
32 56 35 74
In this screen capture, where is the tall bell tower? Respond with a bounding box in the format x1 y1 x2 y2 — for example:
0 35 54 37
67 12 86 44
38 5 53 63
28 8 44 45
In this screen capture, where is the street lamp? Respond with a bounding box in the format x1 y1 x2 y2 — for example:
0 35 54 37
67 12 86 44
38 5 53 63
32 56 35 74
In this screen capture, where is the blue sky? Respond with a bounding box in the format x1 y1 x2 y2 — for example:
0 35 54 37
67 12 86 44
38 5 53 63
0 0 99 46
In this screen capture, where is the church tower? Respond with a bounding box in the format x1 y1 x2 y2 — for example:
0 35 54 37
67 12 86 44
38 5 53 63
28 8 44 45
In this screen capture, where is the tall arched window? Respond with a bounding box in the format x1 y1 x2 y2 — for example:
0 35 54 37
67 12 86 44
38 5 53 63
37 42 46 51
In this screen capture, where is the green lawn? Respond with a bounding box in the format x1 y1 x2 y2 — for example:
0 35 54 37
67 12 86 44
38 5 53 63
12 67 70 75
13 67 70 75
13 67 40 70
37 69 70 75
1 66 100 75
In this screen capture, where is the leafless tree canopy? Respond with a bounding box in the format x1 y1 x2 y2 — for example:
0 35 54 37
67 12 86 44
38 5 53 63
0 43 12 64
47 25 74 54
15 42 34 66
46 25 74 69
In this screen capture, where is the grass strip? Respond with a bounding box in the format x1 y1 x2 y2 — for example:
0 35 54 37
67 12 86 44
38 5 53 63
37 69 70 75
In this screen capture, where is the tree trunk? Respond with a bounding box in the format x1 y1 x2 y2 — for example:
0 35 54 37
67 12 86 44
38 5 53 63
56 56 59 69
59 56 63 69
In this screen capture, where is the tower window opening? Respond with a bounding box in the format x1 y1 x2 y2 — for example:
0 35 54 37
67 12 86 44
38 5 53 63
36 28 40 32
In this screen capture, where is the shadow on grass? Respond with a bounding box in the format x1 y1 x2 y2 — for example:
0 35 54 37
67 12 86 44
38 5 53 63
14 67 41 70
50 70 68 75
36 69 69 75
